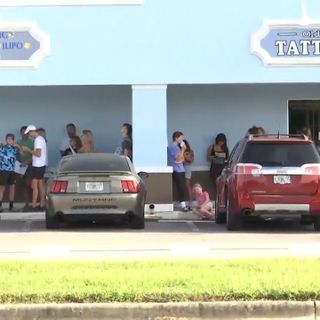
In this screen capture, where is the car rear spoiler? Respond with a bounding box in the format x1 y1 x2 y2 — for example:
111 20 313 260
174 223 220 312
247 134 309 140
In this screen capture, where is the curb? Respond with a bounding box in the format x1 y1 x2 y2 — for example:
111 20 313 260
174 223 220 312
0 213 45 221
0 212 202 222
0 301 316 320
151 211 202 221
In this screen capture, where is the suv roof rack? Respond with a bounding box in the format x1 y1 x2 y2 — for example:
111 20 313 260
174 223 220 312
247 134 309 141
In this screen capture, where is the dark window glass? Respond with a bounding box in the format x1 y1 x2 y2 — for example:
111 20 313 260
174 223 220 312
229 141 242 167
241 143 320 167
59 156 130 172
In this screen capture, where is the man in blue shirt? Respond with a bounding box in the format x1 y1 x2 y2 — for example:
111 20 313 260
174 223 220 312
167 131 190 212
0 134 20 212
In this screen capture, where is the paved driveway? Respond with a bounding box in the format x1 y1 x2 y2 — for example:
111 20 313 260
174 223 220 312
0 214 319 260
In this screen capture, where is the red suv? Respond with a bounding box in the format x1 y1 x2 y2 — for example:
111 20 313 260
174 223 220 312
215 134 320 231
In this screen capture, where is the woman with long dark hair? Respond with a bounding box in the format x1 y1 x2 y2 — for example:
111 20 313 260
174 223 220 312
120 123 132 161
208 133 229 187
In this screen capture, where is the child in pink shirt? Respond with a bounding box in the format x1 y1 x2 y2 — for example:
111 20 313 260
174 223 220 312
192 183 214 220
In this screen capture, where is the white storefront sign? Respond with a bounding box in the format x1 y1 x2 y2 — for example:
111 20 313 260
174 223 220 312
0 21 50 68
251 1 320 66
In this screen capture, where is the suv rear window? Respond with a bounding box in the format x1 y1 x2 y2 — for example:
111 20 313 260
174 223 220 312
59 157 130 172
241 143 320 167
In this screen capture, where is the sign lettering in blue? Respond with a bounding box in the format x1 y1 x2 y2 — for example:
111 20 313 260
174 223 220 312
251 21 320 66
0 31 40 60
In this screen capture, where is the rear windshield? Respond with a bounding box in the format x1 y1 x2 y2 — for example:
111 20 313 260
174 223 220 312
241 143 320 167
59 157 130 172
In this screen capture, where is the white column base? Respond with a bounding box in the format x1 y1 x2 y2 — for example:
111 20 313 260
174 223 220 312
135 166 172 173
145 203 174 213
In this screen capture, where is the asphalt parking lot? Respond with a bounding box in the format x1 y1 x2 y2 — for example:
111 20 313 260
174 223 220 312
0 214 319 260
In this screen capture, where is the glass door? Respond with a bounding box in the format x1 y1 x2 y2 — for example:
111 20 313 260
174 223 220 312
289 100 320 142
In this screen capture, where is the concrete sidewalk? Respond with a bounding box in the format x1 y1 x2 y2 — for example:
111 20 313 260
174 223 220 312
146 210 202 221
0 301 317 320
0 210 202 221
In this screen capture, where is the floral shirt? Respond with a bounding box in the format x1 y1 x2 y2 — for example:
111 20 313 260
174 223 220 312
0 145 19 172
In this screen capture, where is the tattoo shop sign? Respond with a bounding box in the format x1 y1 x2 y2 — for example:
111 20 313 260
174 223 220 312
0 21 50 68
251 20 320 66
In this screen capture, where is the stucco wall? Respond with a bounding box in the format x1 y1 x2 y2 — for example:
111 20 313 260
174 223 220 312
0 0 320 85
167 84 320 167
2 83 320 170
0 85 131 167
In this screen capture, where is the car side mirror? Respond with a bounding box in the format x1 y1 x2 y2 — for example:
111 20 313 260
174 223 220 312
138 171 149 180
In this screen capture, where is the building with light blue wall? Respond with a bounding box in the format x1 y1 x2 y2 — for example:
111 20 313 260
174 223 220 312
0 0 320 208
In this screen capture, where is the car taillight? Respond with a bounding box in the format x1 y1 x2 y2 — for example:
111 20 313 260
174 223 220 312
235 163 262 175
121 180 140 193
50 180 68 193
303 164 320 175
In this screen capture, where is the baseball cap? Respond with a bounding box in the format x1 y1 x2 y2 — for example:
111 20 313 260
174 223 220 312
24 125 37 134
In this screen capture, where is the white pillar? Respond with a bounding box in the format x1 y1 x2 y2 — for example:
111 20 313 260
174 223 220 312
132 85 169 170
132 84 172 210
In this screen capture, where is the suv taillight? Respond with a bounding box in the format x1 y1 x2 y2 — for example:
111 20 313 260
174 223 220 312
303 164 320 175
235 163 262 175
121 180 140 193
50 180 68 193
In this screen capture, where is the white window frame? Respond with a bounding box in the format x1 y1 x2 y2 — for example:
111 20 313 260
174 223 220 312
0 0 143 5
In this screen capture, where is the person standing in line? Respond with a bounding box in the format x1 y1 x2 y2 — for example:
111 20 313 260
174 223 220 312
16 126 34 212
182 139 194 203
79 130 95 153
257 127 267 135
247 126 266 136
301 127 313 140
62 136 82 156
120 123 132 161
208 133 229 194
60 123 77 156
23 125 48 211
167 131 190 212
0 134 21 212
247 126 259 135
37 128 48 142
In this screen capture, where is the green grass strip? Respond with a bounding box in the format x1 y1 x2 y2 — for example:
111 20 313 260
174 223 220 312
0 258 320 303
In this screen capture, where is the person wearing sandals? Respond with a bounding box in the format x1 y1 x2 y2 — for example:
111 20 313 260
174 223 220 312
182 139 194 203
192 183 214 220
167 131 191 212
208 133 229 195
22 125 48 212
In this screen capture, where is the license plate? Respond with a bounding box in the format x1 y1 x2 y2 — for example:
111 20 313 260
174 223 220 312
273 175 291 185
85 182 104 192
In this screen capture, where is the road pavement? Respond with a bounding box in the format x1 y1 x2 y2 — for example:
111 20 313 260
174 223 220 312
0 213 319 260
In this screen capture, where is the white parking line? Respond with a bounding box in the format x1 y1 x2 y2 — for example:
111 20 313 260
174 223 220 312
170 244 210 257
31 246 70 258
289 243 320 256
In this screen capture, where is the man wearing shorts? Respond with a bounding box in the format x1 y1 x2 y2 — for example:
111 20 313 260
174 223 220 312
0 134 20 212
23 125 47 211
